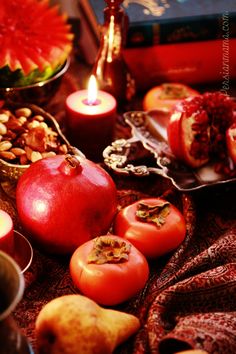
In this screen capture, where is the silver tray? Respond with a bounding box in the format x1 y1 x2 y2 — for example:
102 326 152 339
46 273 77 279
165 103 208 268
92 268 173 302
103 111 236 192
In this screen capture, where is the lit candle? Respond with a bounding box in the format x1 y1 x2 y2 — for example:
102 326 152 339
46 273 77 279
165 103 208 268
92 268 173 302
65 75 117 161
0 210 14 255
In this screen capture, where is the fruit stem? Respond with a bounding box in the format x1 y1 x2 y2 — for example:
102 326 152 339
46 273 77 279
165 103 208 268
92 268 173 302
65 155 81 168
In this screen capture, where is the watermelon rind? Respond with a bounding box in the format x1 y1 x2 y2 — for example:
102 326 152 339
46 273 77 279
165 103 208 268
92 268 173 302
0 63 65 88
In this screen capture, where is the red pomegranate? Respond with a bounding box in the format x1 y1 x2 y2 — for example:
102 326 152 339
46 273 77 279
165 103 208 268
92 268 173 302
226 122 236 164
16 155 117 254
167 92 235 168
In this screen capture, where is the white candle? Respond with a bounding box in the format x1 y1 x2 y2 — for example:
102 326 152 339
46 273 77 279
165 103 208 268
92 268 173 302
0 210 14 255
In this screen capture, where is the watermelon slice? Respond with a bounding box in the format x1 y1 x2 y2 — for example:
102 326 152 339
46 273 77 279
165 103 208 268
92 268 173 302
0 0 73 87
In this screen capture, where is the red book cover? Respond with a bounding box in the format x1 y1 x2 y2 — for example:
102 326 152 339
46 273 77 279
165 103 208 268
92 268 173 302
78 0 236 91
123 38 236 91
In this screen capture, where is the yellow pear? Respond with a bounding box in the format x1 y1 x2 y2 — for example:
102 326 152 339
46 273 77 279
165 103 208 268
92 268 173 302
36 294 140 354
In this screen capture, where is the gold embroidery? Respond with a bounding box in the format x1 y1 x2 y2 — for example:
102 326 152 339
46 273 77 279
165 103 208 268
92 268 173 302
123 0 170 17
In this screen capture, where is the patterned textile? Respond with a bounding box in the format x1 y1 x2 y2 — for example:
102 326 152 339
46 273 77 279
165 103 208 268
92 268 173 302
115 186 236 354
1 57 236 353
9 180 236 354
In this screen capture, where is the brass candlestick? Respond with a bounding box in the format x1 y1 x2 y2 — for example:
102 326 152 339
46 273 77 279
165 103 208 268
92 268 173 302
92 0 136 103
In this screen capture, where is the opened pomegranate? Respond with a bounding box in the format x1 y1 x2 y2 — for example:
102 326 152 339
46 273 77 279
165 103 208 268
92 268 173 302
167 92 235 168
16 155 117 254
226 122 236 164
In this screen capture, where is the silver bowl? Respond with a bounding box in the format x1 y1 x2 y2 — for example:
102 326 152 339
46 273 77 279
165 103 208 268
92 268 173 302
0 59 70 106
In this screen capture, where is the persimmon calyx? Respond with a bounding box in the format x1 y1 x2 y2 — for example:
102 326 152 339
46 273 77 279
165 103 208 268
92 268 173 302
159 83 188 99
136 201 170 227
87 236 131 264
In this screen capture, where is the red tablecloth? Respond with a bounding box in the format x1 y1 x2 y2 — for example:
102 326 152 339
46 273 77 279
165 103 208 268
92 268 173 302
7 180 236 354
1 57 235 354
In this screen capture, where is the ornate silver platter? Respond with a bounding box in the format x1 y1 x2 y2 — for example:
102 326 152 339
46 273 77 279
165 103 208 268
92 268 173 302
103 111 236 192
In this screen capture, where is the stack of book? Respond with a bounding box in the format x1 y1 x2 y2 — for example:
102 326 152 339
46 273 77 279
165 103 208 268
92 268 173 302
78 0 236 91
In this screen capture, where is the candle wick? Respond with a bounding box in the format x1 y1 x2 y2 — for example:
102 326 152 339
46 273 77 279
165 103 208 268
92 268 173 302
82 98 101 106
87 99 95 106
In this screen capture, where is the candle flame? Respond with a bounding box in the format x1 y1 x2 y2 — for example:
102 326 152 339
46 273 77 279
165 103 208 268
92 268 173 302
87 75 98 105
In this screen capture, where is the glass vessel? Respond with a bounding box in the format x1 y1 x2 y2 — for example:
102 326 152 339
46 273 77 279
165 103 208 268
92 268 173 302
92 0 136 102
0 251 33 354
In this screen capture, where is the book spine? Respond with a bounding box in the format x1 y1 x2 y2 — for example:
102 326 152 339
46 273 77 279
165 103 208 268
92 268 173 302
77 1 100 65
126 14 236 47
123 39 236 92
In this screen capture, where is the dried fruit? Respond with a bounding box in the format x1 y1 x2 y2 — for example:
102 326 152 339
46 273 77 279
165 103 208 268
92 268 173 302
0 105 72 165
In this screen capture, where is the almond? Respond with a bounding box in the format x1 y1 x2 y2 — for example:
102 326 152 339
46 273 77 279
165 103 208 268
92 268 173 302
0 151 16 160
10 147 26 156
33 115 45 122
0 141 12 151
0 123 7 135
0 113 9 123
15 107 32 118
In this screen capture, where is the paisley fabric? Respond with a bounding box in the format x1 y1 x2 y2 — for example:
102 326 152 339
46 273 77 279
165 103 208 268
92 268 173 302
117 188 236 354
9 183 236 354
1 56 236 354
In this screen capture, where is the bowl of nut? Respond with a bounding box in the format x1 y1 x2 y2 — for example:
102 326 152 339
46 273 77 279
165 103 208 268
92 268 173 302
0 101 84 182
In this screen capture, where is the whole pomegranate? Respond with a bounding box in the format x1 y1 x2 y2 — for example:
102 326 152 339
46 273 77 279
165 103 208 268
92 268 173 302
16 155 117 254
